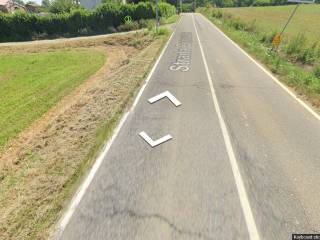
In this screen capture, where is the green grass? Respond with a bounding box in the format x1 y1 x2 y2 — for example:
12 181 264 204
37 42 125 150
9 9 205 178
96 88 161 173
0 33 169 240
222 4 320 44
0 49 106 148
161 14 180 25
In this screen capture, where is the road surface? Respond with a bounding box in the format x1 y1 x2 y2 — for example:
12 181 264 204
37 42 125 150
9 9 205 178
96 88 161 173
57 13 320 240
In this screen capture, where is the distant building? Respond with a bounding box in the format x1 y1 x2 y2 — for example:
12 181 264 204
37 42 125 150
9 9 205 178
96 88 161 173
79 0 126 9
25 2 41 13
80 0 102 9
0 0 26 13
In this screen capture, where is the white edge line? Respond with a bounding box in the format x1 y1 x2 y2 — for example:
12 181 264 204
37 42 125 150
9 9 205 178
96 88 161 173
54 26 177 239
192 14 261 240
198 13 320 122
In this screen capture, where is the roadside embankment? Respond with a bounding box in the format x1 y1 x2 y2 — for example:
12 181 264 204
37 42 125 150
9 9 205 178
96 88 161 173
0 29 170 240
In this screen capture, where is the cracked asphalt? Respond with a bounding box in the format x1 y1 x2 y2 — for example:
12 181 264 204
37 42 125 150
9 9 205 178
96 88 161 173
58 14 320 240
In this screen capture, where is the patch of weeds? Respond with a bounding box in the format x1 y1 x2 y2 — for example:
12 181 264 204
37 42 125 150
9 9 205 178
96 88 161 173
160 15 180 25
285 34 319 64
139 19 156 31
106 26 117 33
245 19 257 33
260 31 277 45
299 42 319 64
271 55 282 74
212 9 223 18
314 66 320 79
153 27 169 37
117 21 140 32
285 33 306 55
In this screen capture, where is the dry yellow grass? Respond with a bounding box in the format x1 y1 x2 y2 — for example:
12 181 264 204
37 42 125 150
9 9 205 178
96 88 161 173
0 31 169 240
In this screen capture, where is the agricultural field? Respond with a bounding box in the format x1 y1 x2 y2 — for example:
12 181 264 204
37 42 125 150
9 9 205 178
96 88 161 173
222 4 320 44
0 50 105 148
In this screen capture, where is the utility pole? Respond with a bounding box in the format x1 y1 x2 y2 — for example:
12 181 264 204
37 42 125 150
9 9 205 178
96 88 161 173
180 0 182 13
155 0 160 28
280 3 300 36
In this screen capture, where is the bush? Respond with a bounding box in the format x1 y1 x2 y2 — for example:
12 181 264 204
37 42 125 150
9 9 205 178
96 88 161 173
0 2 176 42
117 21 140 31
245 19 257 33
285 34 319 64
260 31 277 45
224 17 246 30
153 27 169 36
138 19 155 30
182 3 195 12
285 33 306 56
212 9 223 18
252 0 272 6
314 66 320 79
49 0 78 13
158 2 176 18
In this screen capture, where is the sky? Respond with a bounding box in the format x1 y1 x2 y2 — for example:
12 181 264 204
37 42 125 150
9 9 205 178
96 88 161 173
23 0 43 4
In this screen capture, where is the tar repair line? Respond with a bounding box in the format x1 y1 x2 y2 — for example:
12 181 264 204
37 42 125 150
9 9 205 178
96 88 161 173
198 13 320 122
192 14 261 240
54 29 177 239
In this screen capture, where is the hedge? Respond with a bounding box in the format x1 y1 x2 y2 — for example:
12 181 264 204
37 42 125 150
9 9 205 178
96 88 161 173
0 2 176 42
182 3 195 12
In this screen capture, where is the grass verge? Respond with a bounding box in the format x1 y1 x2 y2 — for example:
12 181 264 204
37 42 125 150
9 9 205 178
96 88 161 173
221 5 320 44
0 30 170 240
161 14 180 25
197 7 320 109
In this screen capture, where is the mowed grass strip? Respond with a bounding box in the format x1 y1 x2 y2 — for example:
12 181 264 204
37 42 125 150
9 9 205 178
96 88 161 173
0 32 169 240
0 49 106 148
222 4 320 44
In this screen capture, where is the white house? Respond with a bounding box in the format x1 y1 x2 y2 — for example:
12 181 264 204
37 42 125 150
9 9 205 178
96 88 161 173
80 0 126 9
0 0 26 13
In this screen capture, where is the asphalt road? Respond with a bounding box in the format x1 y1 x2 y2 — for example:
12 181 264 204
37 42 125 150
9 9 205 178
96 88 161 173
58 13 320 240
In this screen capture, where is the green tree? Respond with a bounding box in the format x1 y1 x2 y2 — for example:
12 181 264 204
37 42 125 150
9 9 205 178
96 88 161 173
13 0 24 5
49 0 79 13
42 0 51 8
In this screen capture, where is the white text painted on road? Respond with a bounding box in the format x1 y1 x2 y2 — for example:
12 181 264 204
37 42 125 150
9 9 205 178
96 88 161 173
139 131 172 147
169 32 192 72
148 91 181 107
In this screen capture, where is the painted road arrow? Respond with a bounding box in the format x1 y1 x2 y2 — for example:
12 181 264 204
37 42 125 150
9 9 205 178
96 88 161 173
148 91 181 107
139 131 172 147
